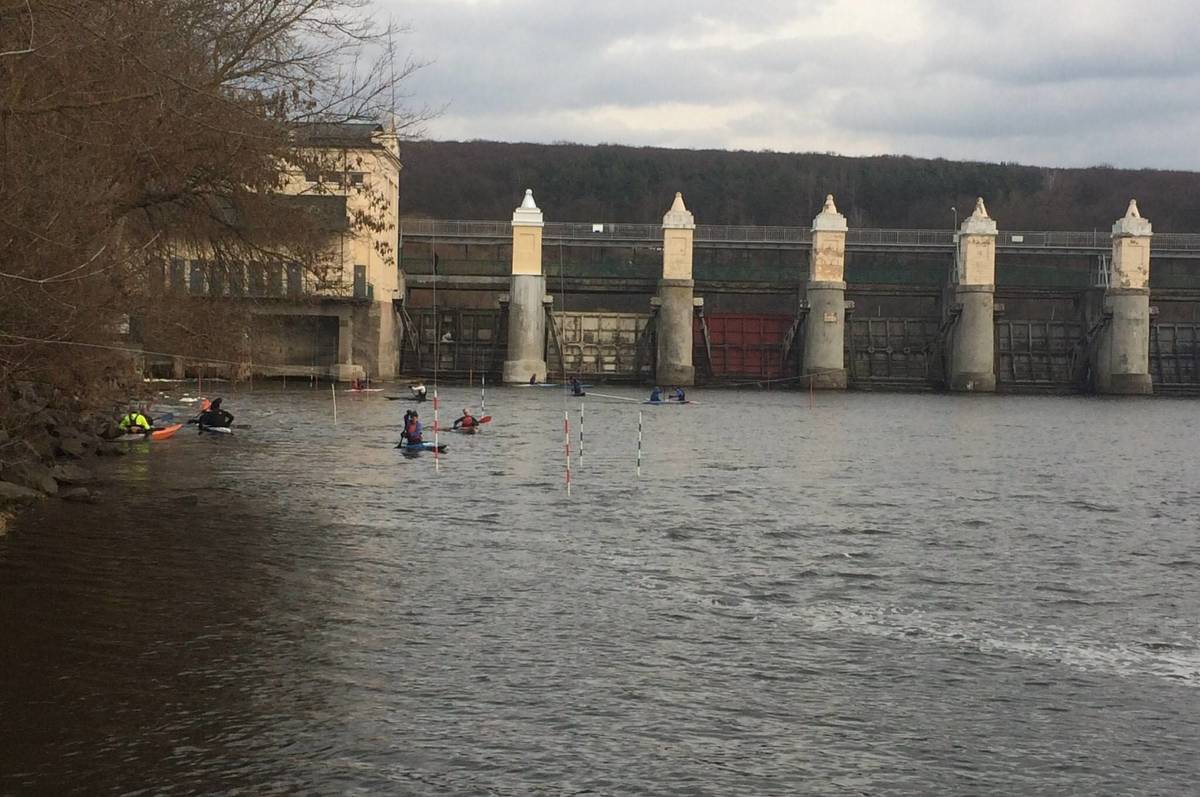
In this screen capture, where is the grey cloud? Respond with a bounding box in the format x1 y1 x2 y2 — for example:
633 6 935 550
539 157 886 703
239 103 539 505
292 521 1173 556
382 0 1200 169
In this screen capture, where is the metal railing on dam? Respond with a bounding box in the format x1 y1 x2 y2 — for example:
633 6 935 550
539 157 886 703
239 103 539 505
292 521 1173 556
400 219 1200 258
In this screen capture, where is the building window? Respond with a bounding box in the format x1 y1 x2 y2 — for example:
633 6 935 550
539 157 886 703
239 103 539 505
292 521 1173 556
188 260 206 295
287 262 304 297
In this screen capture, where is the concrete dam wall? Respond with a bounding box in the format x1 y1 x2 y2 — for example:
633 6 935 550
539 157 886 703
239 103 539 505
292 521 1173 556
397 193 1200 394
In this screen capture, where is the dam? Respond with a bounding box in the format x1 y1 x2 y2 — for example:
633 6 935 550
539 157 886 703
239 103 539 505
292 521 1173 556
395 192 1200 395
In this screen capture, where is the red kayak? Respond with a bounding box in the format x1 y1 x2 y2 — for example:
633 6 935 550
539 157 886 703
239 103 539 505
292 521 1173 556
114 422 183 442
151 423 183 440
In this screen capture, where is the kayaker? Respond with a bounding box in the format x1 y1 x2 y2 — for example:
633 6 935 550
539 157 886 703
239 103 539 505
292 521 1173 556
452 409 477 430
529 373 537 385
570 377 584 397
404 411 423 444
672 386 686 401
400 410 414 443
196 397 234 429
410 383 427 402
649 386 663 402
118 406 152 434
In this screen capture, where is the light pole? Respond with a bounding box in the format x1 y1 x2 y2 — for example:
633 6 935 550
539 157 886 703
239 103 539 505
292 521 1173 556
951 205 958 230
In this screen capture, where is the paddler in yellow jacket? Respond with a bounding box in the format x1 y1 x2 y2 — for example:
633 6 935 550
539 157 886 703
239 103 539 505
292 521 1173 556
118 406 152 435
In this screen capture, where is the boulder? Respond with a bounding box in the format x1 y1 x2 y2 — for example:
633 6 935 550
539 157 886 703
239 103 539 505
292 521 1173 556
96 443 129 457
59 487 98 504
50 463 95 485
55 433 88 459
0 481 43 504
1 463 59 495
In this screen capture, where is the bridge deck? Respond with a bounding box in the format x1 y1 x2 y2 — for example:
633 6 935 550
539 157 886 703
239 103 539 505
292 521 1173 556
400 219 1200 258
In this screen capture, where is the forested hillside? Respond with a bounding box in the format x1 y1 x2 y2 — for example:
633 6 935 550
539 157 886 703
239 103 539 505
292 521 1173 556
399 140 1200 232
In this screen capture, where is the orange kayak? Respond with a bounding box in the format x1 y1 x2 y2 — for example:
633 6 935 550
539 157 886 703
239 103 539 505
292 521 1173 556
150 423 183 440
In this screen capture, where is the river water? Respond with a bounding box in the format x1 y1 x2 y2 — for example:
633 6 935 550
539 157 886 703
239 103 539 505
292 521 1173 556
2 386 1199 795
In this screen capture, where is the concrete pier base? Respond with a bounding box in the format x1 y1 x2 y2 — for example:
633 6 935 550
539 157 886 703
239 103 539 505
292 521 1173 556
332 362 365 382
1095 288 1152 395
948 285 997 392
502 273 548 383
655 279 695 386
1093 200 1153 395
803 281 847 389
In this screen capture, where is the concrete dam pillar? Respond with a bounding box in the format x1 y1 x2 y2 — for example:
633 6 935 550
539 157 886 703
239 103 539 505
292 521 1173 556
502 189 549 384
802 194 848 389
947 197 998 392
1094 200 1153 395
656 192 696 386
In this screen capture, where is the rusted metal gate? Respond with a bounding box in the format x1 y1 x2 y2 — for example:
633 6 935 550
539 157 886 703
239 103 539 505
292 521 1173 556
846 318 939 386
694 314 791 380
405 308 505 378
1150 323 1200 388
995 319 1083 388
549 312 649 378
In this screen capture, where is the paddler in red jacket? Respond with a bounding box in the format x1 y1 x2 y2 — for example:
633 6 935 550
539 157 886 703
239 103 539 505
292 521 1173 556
452 409 477 430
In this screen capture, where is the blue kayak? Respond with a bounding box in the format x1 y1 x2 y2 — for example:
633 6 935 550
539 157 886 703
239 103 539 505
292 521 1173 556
396 441 448 452
644 399 693 405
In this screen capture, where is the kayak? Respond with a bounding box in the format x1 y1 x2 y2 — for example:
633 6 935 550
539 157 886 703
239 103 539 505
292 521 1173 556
151 423 184 440
199 424 234 435
644 399 693 405
396 441 447 452
113 422 184 442
453 426 478 435
344 388 385 393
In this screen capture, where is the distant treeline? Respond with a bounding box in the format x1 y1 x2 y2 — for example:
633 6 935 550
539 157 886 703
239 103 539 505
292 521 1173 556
399 140 1200 233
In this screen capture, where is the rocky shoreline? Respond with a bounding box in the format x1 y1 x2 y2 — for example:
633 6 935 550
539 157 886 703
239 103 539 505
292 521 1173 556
0 381 137 534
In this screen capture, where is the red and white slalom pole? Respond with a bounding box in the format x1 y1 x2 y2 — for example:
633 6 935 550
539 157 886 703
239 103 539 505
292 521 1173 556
636 410 643 479
433 388 441 472
564 410 572 496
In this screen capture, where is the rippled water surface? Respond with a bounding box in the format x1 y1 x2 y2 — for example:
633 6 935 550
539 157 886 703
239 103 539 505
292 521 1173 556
3 386 1200 795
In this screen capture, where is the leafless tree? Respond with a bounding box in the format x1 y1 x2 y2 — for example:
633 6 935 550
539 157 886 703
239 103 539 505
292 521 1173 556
0 0 433 442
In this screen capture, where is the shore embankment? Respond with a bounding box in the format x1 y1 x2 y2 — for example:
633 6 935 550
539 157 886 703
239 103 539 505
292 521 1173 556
0 381 139 533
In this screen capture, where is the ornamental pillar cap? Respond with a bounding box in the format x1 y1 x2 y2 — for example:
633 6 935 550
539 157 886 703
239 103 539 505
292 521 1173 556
812 194 848 232
512 188 544 227
1112 199 1152 238
662 192 695 229
960 196 997 236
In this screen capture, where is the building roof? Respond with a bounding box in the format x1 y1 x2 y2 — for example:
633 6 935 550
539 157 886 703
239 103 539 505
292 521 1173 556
294 122 385 149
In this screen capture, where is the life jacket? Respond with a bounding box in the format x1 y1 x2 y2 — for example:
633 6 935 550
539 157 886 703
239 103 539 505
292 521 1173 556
406 419 422 441
461 415 476 428
120 412 149 430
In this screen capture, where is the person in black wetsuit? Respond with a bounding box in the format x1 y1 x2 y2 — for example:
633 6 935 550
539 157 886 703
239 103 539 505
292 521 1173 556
196 397 234 428
570 377 584 397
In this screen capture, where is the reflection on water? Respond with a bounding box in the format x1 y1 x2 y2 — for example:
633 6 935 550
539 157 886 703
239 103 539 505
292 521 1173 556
3 387 1200 794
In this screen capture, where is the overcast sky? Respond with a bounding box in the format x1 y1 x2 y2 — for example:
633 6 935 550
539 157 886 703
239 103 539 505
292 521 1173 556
378 0 1200 170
